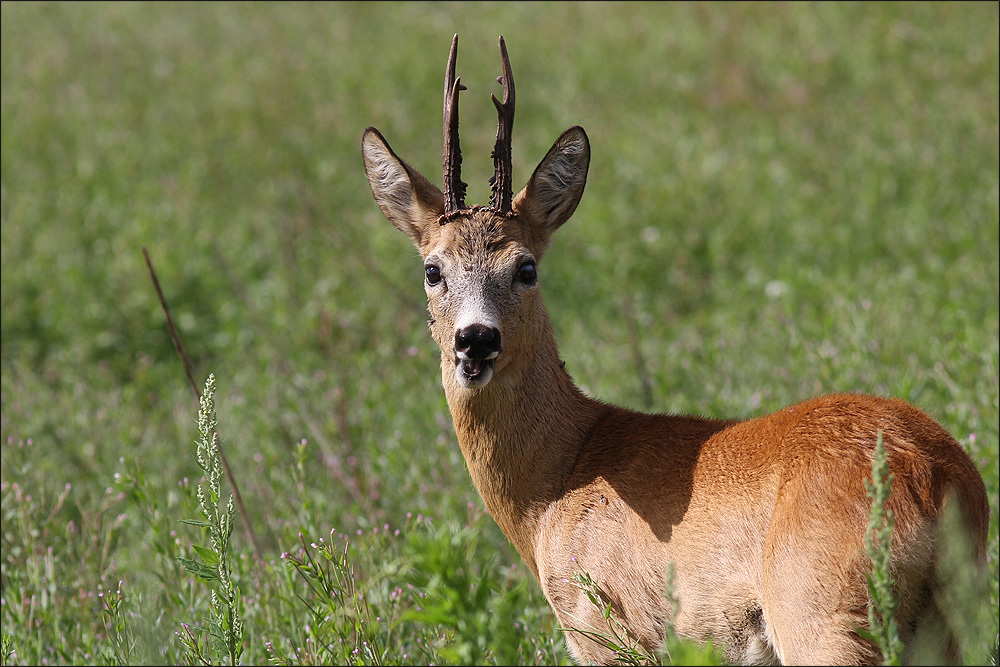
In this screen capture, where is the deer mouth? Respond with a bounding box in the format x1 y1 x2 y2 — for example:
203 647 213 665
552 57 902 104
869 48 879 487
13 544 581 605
455 352 498 388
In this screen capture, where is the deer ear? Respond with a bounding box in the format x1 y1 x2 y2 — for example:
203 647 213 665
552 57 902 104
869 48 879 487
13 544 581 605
362 127 444 247
514 126 590 234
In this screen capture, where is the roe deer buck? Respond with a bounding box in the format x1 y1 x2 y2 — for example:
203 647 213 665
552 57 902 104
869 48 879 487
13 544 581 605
361 34 989 665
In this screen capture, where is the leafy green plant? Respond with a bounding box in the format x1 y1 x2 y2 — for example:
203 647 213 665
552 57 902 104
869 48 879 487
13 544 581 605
861 430 902 665
176 374 246 666
269 530 393 666
401 514 555 665
97 580 136 666
1 632 15 666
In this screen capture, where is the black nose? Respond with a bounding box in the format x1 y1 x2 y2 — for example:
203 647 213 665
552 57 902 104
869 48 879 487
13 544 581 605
455 325 502 359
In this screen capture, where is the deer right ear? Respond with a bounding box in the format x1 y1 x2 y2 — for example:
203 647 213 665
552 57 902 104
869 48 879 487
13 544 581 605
362 127 444 247
514 126 590 235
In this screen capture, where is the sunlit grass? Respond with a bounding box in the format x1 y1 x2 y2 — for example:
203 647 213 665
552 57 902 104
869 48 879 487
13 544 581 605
2 2 997 664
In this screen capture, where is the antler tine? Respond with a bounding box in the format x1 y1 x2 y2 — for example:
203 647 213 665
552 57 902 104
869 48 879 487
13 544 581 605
489 35 515 215
442 33 468 218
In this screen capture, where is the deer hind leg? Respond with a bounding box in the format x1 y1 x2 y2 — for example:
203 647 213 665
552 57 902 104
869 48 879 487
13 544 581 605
761 470 881 665
762 576 878 665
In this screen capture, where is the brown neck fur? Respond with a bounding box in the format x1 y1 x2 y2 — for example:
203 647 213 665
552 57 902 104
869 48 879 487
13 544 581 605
439 300 601 577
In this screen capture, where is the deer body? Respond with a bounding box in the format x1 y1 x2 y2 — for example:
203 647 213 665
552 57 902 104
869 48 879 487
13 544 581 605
361 35 989 665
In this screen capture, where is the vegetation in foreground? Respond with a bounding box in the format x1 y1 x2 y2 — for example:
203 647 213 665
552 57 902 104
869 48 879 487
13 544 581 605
2 2 997 664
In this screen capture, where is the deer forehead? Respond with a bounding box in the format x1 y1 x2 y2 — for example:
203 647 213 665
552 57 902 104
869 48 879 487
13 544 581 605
423 209 537 268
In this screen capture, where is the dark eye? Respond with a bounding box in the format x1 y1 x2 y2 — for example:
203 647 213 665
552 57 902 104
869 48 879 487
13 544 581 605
425 264 442 286
516 261 537 285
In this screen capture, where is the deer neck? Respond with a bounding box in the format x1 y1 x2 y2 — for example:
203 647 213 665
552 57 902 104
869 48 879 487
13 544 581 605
439 307 601 576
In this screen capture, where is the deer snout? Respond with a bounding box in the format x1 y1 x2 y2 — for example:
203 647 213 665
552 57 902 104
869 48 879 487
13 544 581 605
455 325 502 360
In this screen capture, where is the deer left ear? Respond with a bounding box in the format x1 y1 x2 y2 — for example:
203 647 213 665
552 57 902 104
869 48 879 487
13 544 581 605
514 126 590 234
362 127 444 248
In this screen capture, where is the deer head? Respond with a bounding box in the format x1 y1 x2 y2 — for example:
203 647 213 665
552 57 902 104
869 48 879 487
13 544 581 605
362 35 590 391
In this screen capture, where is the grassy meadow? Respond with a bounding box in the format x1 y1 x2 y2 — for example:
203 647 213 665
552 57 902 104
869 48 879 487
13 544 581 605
2 2 998 664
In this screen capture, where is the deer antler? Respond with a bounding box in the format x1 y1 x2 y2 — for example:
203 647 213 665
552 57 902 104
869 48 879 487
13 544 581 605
442 33 468 219
489 35 515 215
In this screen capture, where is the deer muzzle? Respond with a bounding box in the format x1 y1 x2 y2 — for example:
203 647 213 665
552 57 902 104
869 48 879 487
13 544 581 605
454 324 502 388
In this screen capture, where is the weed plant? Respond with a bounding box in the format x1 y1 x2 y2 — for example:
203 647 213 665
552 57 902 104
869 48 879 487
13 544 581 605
862 431 902 666
2 2 998 665
176 374 245 665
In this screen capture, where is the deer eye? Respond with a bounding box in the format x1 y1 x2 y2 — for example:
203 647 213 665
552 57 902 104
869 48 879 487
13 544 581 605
425 264 442 286
516 261 537 285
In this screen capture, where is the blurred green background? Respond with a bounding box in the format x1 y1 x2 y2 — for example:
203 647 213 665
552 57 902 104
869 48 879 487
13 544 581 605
2 2 997 664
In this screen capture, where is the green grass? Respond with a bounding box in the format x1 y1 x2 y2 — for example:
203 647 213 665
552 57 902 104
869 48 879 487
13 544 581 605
2 2 997 664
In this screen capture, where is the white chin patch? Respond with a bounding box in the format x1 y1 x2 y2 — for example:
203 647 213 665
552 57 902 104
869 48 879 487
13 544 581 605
455 357 495 389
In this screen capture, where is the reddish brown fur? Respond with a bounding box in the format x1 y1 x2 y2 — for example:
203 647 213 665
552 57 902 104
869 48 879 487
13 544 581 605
360 38 989 666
